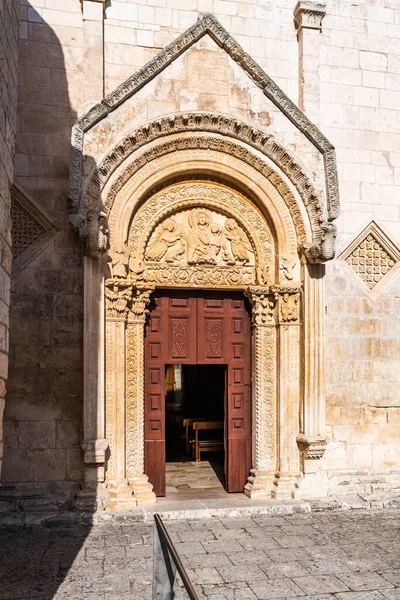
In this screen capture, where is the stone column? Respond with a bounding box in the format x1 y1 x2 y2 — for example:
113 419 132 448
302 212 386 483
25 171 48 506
104 279 136 509
76 256 108 511
81 0 105 109
271 287 302 498
294 1 326 124
244 287 277 498
295 264 328 496
125 285 156 504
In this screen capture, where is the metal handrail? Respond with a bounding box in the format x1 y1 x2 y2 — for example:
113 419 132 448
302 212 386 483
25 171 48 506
153 513 201 600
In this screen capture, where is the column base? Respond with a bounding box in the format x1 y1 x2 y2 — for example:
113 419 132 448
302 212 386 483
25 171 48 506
244 469 275 499
107 480 138 510
129 475 157 505
271 472 299 499
75 484 109 512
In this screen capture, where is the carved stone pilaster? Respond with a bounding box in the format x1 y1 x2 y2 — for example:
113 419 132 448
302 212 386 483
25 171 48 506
243 287 277 498
270 286 301 499
294 1 326 32
125 285 156 504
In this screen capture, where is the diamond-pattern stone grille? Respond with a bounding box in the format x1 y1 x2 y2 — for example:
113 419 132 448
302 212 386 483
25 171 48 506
11 201 46 258
345 233 396 289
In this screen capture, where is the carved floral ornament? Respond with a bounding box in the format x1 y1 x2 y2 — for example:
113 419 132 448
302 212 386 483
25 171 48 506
245 285 301 327
68 13 340 263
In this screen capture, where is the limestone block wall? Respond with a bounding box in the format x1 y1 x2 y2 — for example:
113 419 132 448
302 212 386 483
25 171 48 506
320 1 400 483
0 0 19 476
1 0 84 508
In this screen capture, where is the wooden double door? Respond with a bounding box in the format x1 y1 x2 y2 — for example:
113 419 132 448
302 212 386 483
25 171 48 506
144 290 252 496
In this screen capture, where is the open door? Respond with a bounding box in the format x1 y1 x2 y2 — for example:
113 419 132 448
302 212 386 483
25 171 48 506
144 291 251 496
225 297 252 492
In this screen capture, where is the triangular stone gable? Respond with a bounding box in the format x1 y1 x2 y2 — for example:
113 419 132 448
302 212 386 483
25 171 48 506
69 13 339 226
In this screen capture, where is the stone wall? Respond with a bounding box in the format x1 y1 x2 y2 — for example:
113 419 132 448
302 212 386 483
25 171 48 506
0 0 19 477
1 0 84 509
2 0 400 506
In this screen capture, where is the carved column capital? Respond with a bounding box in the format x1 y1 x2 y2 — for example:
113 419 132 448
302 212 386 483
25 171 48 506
128 285 155 324
105 280 134 320
294 1 326 32
297 434 328 460
270 285 301 324
245 286 276 327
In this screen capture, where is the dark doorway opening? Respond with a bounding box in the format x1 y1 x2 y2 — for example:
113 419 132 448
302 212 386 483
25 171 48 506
165 364 226 494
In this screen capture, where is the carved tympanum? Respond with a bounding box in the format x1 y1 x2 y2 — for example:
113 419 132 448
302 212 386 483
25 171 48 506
145 209 254 268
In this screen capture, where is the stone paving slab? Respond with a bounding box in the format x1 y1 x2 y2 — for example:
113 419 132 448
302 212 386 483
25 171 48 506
0 509 400 599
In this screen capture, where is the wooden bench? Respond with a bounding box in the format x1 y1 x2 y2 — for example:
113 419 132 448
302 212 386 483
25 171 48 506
192 421 224 462
182 417 208 455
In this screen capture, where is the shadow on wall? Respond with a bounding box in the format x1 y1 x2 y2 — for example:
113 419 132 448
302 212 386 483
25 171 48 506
1 3 100 595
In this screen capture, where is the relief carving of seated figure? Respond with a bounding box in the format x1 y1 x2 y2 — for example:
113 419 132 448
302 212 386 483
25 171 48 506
188 209 218 265
145 218 186 263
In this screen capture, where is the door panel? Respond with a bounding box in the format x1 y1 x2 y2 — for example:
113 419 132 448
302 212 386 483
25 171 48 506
226 297 251 492
144 294 166 496
144 290 252 496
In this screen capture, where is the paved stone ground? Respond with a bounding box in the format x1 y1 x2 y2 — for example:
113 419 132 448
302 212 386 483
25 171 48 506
1 510 400 600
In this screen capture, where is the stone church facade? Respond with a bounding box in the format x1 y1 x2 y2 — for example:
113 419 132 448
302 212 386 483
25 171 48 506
1 0 399 511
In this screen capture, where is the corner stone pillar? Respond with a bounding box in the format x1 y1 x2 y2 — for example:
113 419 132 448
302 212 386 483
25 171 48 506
294 1 326 124
125 285 156 504
271 287 302 499
244 288 277 498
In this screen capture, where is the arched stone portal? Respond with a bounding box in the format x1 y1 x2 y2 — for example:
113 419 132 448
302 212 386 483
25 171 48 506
74 112 337 509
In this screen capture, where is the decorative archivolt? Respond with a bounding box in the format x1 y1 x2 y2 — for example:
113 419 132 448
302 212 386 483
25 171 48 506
69 14 339 226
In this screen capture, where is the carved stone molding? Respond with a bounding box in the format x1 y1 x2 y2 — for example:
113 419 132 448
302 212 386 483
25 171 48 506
297 434 328 460
339 220 400 297
81 120 320 249
294 1 327 32
69 13 340 231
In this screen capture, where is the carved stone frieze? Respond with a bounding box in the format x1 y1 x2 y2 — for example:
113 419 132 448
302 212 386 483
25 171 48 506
145 209 255 267
340 221 400 295
69 12 340 232
293 1 327 32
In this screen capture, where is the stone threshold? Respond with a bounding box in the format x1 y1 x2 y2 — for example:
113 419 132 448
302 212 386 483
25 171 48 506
0 493 400 528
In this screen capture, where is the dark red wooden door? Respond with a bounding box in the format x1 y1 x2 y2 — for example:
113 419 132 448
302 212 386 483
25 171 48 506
144 290 251 496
